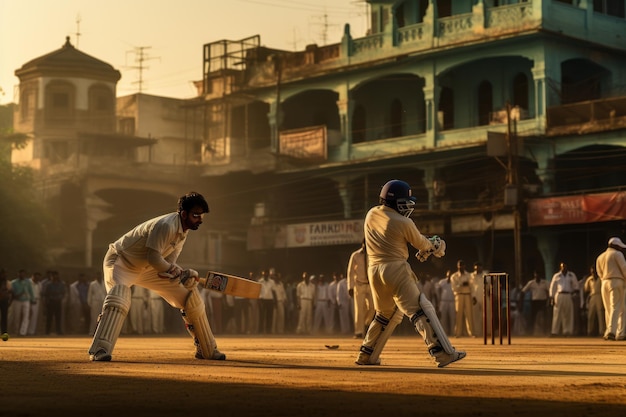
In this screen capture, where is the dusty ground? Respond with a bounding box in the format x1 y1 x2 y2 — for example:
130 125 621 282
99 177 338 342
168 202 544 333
1 335 626 417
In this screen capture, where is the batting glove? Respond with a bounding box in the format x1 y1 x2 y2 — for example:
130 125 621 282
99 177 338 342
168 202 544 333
415 236 446 262
432 236 446 258
415 249 432 262
180 269 199 289
158 263 183 280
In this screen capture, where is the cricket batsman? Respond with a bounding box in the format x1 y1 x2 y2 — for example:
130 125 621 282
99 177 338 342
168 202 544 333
88 191 225 362
356 180 466 367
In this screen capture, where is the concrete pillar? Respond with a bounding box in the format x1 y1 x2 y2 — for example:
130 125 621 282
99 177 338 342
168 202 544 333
84 195 113 268
535 230 559 282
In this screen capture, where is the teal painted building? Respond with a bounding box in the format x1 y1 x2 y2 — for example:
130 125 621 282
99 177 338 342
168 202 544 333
188 0 626 284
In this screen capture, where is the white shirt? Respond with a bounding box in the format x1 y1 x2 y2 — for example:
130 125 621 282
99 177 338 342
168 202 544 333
347 248 368 288
110 212 187 270
521 279 549 301
258 277 276 300
596 247 626 281
549 271 579 297
364 205 433 265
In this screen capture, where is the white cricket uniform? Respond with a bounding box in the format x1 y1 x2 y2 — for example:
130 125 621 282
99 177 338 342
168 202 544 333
470 269 488 336
336 276 353 334
436 278 456 335
364 205 434 318
149 289 165 334
103 212 191 309
87 279 107 335
27 278 42 335
450 269 474 337
347 247 374 336
596 246 626 338
583 274 605 336
296 280 315 334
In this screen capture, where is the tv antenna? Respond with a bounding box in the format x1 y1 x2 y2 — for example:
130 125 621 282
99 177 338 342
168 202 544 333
126 46 160 93
75 14 81 48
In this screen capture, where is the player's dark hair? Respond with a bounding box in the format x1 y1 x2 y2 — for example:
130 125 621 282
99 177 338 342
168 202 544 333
177 191 209 214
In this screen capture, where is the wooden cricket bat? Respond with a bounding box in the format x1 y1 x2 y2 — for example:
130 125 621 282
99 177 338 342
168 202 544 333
198 271 261 299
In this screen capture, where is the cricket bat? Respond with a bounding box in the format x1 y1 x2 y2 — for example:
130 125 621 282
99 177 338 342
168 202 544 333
198 271 261 299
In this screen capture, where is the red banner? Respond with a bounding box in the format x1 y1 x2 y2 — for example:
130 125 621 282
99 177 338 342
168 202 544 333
527 191 626 226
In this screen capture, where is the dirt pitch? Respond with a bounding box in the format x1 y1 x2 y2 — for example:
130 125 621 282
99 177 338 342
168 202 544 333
2 335 626 417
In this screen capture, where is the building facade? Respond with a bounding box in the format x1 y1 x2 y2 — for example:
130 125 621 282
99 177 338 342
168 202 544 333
11 37 209 271
186 0 626 283
10 1 626 285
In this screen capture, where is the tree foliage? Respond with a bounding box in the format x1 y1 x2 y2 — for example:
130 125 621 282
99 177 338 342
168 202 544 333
0 104 51 273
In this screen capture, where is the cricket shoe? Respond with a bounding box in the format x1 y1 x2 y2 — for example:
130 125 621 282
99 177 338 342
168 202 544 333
435 350 466 368
89 349 112 362
355 351 381 366
195 348 226 360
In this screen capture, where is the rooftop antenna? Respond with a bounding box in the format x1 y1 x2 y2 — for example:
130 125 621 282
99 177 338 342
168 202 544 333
126 46 160 93
75 13 81 48
311 10 338 46
290 27 303 51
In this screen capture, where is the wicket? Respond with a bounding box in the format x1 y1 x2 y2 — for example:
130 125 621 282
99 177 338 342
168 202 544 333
482 273 511 345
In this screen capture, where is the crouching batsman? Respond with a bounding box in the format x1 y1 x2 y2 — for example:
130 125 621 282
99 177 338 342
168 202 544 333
88 192 225 362
356 180 465 368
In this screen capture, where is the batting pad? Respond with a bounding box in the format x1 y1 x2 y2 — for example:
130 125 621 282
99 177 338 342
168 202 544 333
181 287 217 359
411 293 455 355
88 284 131 358
357 309 403 364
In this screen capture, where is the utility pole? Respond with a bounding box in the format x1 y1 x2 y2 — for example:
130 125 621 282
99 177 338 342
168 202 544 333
126 46 160 93
505 102 523 288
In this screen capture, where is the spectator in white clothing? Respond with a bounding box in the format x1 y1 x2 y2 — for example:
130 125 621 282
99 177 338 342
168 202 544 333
549 262 579 337
27 272 43 335
337 272 353 335
87 272 107 335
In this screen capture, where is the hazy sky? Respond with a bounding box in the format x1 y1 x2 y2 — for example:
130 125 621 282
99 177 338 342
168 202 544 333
0 0 368 104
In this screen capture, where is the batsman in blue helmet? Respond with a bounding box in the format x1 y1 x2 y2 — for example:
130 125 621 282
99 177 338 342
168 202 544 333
355 179 466 367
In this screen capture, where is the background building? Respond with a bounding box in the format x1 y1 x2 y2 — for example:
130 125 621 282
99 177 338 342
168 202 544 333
9 1 626 285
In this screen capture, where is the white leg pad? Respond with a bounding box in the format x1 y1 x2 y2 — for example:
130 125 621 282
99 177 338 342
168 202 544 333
411 293 456 356
356 309 403 365
88 285 131 361
182 287 223 360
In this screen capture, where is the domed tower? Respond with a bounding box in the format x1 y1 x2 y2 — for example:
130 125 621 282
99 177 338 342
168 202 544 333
11 37 123 268
12 36 121 168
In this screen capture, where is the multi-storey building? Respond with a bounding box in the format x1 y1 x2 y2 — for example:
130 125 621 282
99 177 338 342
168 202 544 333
10 1 626 285
11 37 207 271
188 0 626 284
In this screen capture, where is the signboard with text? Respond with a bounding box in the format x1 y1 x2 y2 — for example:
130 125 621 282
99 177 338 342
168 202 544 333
280 219 364 248
527 191 626 226
278 125 327 161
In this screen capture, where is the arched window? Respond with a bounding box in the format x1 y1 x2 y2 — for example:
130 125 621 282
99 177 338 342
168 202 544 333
395 3 405 28
390 99 404 137
478 81 493 126
88 84 115 132
512 73 529 111
44 80 75 125
89 85 114 113
20 88 35 121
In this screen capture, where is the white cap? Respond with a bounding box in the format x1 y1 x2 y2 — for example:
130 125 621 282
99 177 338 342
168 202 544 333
608 237 626 248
